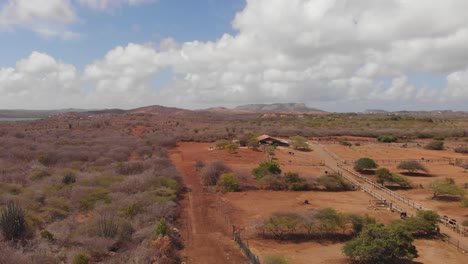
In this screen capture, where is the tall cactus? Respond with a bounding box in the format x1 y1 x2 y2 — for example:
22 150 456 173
0 202 27 240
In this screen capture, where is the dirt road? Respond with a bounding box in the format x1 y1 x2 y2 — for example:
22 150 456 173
169 149 248 264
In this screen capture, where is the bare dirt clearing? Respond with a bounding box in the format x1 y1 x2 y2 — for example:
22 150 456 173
327 142 468 222
172 142 468 263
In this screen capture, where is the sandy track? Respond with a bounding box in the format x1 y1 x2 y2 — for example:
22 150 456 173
169 149 248 264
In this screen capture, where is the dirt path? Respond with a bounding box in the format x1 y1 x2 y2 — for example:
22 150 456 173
169 149 249 264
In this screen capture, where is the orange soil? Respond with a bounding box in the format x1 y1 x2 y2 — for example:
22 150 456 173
172 142 468 264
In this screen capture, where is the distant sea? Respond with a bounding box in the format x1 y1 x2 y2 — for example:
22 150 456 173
0 117 42 122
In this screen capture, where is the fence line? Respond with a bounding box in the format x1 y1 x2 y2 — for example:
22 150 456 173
234 230 261 264
439 233 468 253
320 144 468 241
342 158 454 165
213 191 262 263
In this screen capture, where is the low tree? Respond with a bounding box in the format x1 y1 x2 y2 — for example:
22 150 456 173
354 158 378 172
252 162 281 179
263 212 302 240
217 173 239 192
289 136 310 151
246 133 260 149
200 160 231 186
348 214 376 234
378 134 398 143
424 140 444 150
316 208 347 235
397 160 429 174
428 178 465 199
343 223 418 263
284 172 308 191
317 174 352 191
226 143 239 153
376 168 411 187
391 210 439 236
215 139 230 150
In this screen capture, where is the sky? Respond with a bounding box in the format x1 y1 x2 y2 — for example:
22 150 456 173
1 0 468 112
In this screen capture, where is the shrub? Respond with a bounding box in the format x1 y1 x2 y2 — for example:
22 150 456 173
120 202 145 218
30 170 50 181
317 174 352 191
397 160 429 173
454 146 468 154
62 171 77 184
424 140 444 150
289 136 310 151
264 212 302 240
40 230 54 241
0 202 27 240
428 178 465 199
284 172 308 191
252 162 281 179
339 140 352 147
264 254 290 264
79 188 111 210
73 253 90 264
354 158 378 172
116 161 146 175
200 160 231 186
154 218 171 238
376 168 411 187
217 173 239 192
378 135 397 143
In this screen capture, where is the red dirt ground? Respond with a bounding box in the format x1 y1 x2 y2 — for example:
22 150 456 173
171 142 468 263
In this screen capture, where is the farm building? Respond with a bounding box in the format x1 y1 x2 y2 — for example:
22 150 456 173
257 135 289 146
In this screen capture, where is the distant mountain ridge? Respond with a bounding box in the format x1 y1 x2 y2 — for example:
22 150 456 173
235 103 324 113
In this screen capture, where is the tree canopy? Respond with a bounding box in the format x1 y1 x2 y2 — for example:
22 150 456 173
343 223 418 263
428 178 465 199
354 158 378 172
252 161 282 179
397 160 429 173
376 168 411 187
289 136 310 151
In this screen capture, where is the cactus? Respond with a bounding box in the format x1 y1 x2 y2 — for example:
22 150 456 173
0 202 27 240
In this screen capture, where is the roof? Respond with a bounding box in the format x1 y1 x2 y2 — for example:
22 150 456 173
257 134 289 145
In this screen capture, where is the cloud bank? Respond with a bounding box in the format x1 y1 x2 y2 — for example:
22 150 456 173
2 0 468 110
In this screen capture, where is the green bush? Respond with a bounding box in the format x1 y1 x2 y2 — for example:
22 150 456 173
264 254 290 264
284 172 308 191
0 202 27 240
353 158 378 172
154 218 171 238
339 140 352 147
79 188 110 210
397 160 429 173
30 170 50 181
217 173 239 192
40 230 54 241
424 140 444 150
317 174 352 191
378 135 397 143
73 253 90 264
252 162 282 179
98 214 118 238
120 202 145 218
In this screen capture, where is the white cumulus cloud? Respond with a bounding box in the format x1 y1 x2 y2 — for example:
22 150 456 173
4 0 468 110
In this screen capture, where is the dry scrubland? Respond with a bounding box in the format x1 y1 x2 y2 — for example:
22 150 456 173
2 109 468 263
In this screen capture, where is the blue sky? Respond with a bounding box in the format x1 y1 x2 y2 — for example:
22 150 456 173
0 0 244 69
1 0 468 111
